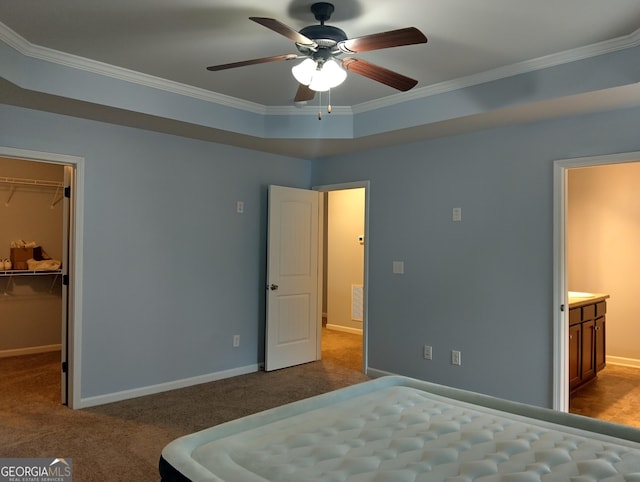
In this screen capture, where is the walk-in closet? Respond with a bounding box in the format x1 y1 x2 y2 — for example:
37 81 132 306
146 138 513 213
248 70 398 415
1 156 65 390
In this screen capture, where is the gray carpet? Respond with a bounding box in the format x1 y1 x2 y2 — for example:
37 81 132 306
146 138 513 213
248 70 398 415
0 329 367 481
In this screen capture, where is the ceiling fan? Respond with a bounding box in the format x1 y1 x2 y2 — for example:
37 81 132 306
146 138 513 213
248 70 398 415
206 2 428 103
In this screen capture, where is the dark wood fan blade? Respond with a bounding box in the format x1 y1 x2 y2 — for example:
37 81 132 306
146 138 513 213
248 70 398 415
294 84 316 102
249 17 317 48
342 57 418 91
338 27 427 53
207 54 298 71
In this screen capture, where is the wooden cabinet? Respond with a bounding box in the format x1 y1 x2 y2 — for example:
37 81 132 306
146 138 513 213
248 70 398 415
580 319 596 382
568 295 608 392
568 323 581 389
595 311 606 372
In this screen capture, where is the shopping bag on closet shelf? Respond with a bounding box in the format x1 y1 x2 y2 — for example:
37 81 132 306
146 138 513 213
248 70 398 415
10 246 41 269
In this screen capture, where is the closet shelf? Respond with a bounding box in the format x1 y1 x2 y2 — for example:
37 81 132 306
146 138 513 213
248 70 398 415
0 269 63 277
0 176 63 188
1 176 65 207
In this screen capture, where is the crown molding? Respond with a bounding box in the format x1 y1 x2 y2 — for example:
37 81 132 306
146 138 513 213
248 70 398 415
352 27 640 114
2 21 640 118
0 21 267 115
264 104 353 116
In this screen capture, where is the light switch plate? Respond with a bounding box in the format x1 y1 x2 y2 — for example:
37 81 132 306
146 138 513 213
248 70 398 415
451 350 462 365
423 345 432 360
392 261 404 274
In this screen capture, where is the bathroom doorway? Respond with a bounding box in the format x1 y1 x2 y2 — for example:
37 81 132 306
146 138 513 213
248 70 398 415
554 151 640 422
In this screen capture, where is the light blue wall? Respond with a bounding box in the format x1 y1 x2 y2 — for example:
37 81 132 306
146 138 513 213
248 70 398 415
4 100 640 408
312 106 640 407
0 104 311 399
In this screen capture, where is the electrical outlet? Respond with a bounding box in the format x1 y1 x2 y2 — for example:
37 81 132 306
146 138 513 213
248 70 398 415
233 335 240 347
423 345 432 360
236 201 244 214
451 350 461 366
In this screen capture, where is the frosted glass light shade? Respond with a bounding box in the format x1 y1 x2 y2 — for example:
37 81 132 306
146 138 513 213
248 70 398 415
309 59 347 91
291 58 316 85
291 58 347 92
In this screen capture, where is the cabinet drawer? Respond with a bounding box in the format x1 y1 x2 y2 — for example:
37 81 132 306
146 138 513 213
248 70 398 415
596 301 607 317
582 303 595 321
569 308 581 325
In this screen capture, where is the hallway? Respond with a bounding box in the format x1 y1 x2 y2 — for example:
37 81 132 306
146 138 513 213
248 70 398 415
321 327 362 372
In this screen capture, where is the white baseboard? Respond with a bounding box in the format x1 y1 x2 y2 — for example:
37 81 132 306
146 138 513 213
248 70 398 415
325 324 363 335
78 363 260 408
365 367 396 379
607 355 640 369
0 344 61 358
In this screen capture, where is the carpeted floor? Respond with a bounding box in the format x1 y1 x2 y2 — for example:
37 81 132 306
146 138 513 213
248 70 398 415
4 332 640 480
0 328 366 481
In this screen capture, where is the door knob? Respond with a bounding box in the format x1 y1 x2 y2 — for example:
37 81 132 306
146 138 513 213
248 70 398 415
270 283 279 291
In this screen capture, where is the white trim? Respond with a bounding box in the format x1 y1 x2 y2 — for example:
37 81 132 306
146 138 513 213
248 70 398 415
0 22 266 115
325 324 363 335
316 191 324 362
2 21 640 116
365 367 395 379
553 150 640 412
266 105 353 116
0 146 84 409
0 344 61 358
78 364 260 409
607 356 640 369
353 28 640 114
552 160 568 412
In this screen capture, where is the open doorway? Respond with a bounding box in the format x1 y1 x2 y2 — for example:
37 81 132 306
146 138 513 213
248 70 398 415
316 182 369 373
264 183 368 374
0 146 82 407
554 151 640 428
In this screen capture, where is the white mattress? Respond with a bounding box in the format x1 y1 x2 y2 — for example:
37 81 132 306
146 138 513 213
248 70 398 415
161 376 640 481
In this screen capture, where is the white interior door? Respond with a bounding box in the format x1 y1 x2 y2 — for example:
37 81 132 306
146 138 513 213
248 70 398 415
265 185 321 371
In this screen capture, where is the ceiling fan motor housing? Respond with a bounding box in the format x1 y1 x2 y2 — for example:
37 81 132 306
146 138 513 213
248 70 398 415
299 25 347 45
297 2 347 57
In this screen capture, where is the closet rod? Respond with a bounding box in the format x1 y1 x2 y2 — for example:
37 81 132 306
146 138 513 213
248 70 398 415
0 176 63 189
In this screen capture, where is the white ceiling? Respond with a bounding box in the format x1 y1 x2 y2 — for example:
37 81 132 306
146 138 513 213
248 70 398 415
2 1 640 159
2 0 640 108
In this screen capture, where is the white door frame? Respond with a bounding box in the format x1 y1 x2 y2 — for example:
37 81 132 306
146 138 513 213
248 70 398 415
553 150 640 412
0 146 84 409
314 181 370 373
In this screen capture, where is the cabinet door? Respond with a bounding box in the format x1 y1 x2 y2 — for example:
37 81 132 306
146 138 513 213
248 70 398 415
568 324 582 390
595 316 606 372
581 319 596 382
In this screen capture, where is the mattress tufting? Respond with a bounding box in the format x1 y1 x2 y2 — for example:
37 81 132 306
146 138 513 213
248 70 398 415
160 376 640 481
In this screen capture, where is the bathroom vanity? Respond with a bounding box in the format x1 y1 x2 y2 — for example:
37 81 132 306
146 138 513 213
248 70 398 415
568 292 609 392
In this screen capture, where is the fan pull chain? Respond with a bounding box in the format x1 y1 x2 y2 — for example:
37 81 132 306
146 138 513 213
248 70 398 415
316 90 333 120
